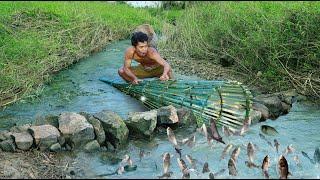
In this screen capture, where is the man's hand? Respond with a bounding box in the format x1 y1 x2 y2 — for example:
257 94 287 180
159 74 169 81
132 78 143 85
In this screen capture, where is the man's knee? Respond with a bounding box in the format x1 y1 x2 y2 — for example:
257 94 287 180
118 67 124 75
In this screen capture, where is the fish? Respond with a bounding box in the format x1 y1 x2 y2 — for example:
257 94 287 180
163 153 171 174
198 123 208 138
278 155 291 179
301 151 315 164
220 144 233 160
313 147 320 164
261 125 279 135
121 154 133 166
208 119 225 144
167 127 178 147
283 144 295 155
239 117 252 136
202 162 210 173
181 134 196 148
175 147 183 159
247 142 255 162
157 172 173 179
209 172 215 179
261 155 270 179
222 125 232 137
186 154 197 169
274 139 280 153
228 158 237 176
231 146 241 162
96 166 125 177
177 158 191 179
301 147 320 164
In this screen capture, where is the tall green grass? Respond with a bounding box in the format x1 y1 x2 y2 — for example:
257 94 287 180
0 1 161 106
160 1 320 98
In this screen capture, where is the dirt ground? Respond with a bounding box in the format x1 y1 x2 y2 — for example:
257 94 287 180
0 150 77 179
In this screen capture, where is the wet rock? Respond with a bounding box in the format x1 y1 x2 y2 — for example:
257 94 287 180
249 110 262 124
58 112 95 147
176 107 197 127
28 125 61 151
80 112 106 145
0 139 16 152
126 110 157 137
276 89 298 105
281 102 291 114
254 94 283 119
33 114 59 128
84 140 100 153
252 102 270 121
106 141 115 151
9 124 31 133
50 143 61 152
156 105 179 125
93 110 129 149
0 130 12 141
11 132 34 150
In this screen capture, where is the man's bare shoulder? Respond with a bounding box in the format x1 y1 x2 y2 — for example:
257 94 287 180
125 46 135 56
147 47 159 57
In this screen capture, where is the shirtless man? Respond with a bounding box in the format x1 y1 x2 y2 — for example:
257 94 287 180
118 31 173 85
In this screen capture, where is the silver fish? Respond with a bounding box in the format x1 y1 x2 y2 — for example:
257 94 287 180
163 153 171 174
222 125 232 137
209 172 215 179
278 155 291 179
274 139 280 153
283 144 295 155
261 125 279 135
202 162 210 173
186 154 197 169
228 158 237 176
177 158 190 179
157 171 173 179
261 155 270 179
313 147 320 164
121 154 133 166
209 119 225 144
247 142 255 162
167 127 178 147
220 144 233 160
181 134 196 148
301 150 315 164
231 146 241 162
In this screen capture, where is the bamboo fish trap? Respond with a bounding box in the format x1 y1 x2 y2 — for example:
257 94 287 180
99 77 253 131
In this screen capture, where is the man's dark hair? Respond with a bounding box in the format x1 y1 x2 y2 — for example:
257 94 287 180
131 31 148 46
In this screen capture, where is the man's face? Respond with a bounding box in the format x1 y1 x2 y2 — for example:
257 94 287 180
135 41 148 57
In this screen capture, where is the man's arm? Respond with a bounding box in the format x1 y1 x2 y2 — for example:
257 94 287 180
148 48 171 80
123 48 140 84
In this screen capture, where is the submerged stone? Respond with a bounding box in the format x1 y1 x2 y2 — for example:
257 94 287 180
58 112 95 147
93 110 129 149
28 124 60 151
126 110 157 137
